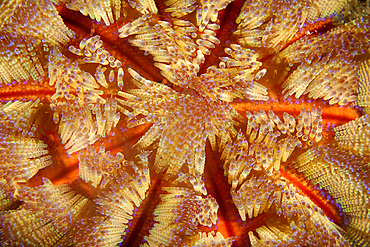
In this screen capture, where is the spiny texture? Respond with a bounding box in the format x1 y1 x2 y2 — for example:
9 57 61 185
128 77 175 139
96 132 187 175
222 125 348 246
0 0 74 84
222 107 323 181
193 232 236 247
143 174 235 247
57 98 120 154
68 35 123 69
66 148 151 246
118 68 241 177
0 100 52 189
0 33 47 84
66 0 157 26
248 187 350 247
0 0 370 246
234 0 346 53
0 178 88 246
48 46 107 107
49 46 121 154
0 0 73 44
357 59 370 113
220 107 351 246
235 0 307 52
118 12 268 101
278 18 370 103
334 114 370 155
294 145 370 246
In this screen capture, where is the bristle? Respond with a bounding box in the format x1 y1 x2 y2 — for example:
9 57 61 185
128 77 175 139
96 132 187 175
0 178 88 246
193 231 236 247
0 100 52 186
294 145 370 246
68 150 150 246
48 46 106 106
58 98 120 154
306 0 348 20
2 0 73 45
118 5 268 102
144 184 225 246
279 19 370 102
196 0 234 32
222 107 325 226
234 0 305 52
357 59 370 113
334 114 370 155
165 0 197 18
0 34 47 85
69 35 123 68
66 0 127 26
118 69 241 177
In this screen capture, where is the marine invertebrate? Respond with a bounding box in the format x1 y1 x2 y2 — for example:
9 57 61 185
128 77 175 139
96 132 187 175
0 0 370 246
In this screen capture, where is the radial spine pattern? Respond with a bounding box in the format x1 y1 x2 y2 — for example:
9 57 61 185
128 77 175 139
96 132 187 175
0 0 370 246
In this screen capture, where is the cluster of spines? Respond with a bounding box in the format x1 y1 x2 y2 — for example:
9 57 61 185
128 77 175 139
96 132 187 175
0 100 52 189
0 136 51 184
164 0 197 18
0 100 43 138
231 174 278 220
218 105 348 245
0 178 88 246
1 208 62 246
128 0 158 14
0 0 74 85
202 44 269 102
294 145 370 246
2 0 73 45
48 46 106 106
0 33 47 84
66 0 125 26
278 16 370 103
66 149 151 246
66 0 157 26
163 0 232 32
244 176 350 246
69 35 123 68
78 144 125 188
227 161 350 247
279 17 370 65
143 173 232 246
249 212 349 246
334 114 370 155
305 0 349 20
118 17 213 87
222 107 323 185
235 0 352 53
193 231 236 247
234 0 307 52
357 59 370 113
48 45 121 154
118 3 269 102
50 36 125 109
172 171 208 196
56 97 120 154
0 100 53 240
118 68 241 177
69 35 125 89
195 0 234 32
281 56 360 105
